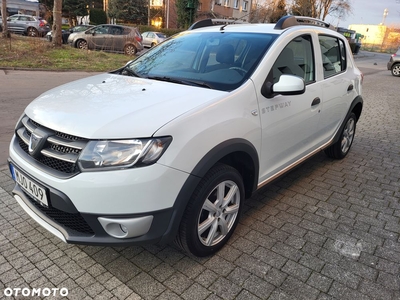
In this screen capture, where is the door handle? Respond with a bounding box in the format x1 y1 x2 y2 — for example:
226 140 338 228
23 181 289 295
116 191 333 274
311 97 321 106
347 84 354 91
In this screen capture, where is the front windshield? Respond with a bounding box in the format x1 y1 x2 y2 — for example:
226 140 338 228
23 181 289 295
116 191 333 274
125 31 277 91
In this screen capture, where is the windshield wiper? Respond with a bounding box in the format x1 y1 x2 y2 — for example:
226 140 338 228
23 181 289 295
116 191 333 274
122 67 141 78
147 76 212 89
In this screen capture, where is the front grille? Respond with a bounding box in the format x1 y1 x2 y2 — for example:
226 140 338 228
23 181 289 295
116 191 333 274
38 155 80 174
26 193 94 236
15 116 87 175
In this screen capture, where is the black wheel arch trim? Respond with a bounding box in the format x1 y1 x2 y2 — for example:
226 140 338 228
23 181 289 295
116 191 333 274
159 138 259 244
190 138 259 180
331 95 363 144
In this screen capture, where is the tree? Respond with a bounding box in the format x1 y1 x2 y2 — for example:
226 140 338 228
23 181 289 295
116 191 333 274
63 0 88 26
176 0 199 28
290 0 351 21
108 0 148 24
317 0 351 21
269 0 287 23
250 0 286 23
291 0 315 18
90 8 107 25
1 0 9 38
52 0 62 46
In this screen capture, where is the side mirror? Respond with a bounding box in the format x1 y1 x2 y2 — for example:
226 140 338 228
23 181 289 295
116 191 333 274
262 75 305 98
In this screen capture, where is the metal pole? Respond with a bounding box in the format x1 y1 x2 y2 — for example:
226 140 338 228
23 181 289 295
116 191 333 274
167 0 170 28
148 0 151 25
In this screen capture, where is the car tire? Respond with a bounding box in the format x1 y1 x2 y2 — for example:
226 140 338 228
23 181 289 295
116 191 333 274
76 39 88 50
325 112 356 159
391 63 400 77
151 42 156 48
175 163 243 257
124 44 137 56
27 27 38 37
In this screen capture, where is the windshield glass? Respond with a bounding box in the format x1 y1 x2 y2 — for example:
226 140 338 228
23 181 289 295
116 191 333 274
125 31 277 91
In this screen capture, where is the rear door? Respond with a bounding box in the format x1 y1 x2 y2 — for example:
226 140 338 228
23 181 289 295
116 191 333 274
107 26 126 52
317 34 355 143
142 32 151 47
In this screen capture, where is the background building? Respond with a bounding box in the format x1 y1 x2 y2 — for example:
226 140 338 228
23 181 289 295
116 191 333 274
349 24 400 52
197 0 251 22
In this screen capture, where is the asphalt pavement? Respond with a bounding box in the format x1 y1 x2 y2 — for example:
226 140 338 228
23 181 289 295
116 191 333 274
0 53 399 299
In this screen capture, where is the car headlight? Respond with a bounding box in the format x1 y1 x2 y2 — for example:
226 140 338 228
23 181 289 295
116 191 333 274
78 137 172 171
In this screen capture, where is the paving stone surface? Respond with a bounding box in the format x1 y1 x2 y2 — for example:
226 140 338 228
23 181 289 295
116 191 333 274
1 65 400 299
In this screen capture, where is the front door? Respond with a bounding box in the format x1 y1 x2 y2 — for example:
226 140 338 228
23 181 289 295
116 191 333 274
88 25 110 50
258 34 324 183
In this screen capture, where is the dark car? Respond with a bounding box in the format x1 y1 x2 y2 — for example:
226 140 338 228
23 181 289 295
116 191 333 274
68 24 143 55
0 14 50 37
387 47 400 76
46 25 93 44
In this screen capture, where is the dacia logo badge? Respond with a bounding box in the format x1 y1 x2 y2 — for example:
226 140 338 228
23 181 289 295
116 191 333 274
29 133 42 155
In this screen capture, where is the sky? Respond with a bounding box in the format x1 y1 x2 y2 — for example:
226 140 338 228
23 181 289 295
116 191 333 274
324 0 400 28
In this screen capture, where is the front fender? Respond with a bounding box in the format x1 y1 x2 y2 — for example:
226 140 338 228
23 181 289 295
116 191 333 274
159 138 259 245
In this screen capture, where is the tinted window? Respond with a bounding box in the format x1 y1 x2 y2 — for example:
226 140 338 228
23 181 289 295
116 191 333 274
110 26 123 35
319 35 347 78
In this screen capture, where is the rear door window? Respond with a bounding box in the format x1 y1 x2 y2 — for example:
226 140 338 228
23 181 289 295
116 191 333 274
319 35 347 78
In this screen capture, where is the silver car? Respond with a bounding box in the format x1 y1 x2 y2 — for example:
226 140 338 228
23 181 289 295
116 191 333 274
387 47 400 77
141 31 167 48
68 24 144 55
0 14 50 37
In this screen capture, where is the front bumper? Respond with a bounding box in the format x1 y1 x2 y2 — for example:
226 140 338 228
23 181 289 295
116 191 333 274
10 181 175 245
8 134 191 245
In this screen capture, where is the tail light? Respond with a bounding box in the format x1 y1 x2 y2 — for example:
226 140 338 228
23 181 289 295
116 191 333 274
39 20 45 27
135 36 142 42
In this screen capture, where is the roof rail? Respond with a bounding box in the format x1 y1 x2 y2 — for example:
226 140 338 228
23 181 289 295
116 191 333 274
188 18 247 30
274 15 334 30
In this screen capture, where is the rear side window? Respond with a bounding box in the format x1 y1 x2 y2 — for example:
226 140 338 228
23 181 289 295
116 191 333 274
110 26 123 35
319 35 347 78
94 25 109 34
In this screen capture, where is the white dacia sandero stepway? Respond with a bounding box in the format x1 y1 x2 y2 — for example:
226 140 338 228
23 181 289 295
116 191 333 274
9 16 363 257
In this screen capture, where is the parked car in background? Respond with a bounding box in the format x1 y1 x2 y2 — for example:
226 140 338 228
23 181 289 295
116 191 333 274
46 25 93 44
387 47 400 76
68 24 143 55
0 14 50 37
141 31 167 48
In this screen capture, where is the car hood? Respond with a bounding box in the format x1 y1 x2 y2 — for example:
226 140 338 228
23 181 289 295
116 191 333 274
25 73 226 139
